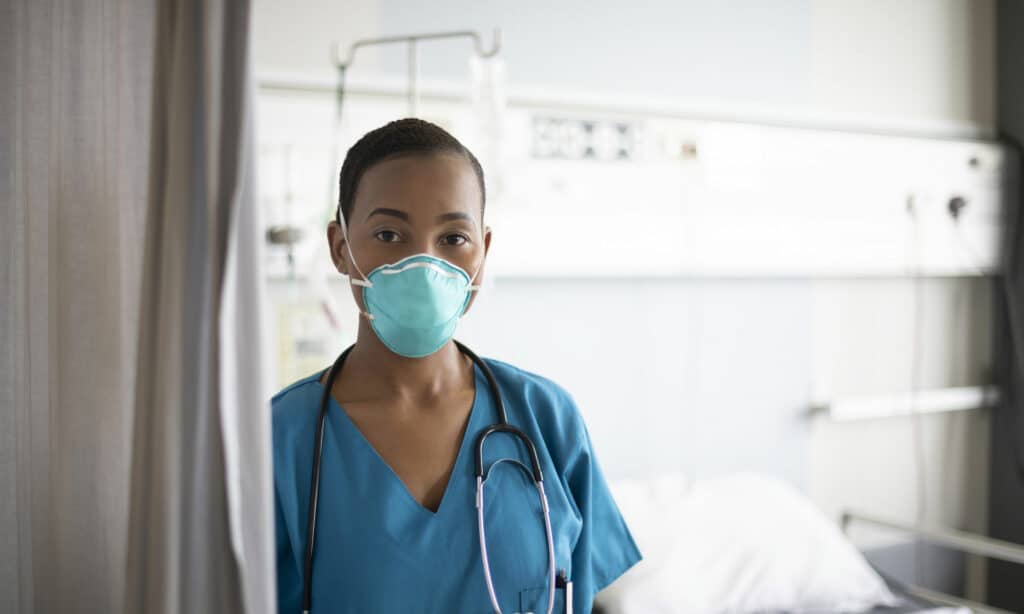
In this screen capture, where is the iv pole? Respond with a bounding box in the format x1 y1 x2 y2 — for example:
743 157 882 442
331 29 502 116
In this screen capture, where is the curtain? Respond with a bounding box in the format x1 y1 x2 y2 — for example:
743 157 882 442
2 0 274 612
124 0 274 612
1 0 154 611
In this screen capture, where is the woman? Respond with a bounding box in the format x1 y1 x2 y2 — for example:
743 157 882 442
273 118 640 613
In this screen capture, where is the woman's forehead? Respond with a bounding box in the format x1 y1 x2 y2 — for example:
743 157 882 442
351 153 482 222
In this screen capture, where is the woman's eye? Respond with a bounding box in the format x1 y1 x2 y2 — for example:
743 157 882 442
441 233 468 246
375 230 401 243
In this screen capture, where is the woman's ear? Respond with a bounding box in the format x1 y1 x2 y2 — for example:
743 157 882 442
326 221 349 276
483 225 492 255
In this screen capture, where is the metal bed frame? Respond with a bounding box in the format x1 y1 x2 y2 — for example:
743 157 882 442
842 510 1024 614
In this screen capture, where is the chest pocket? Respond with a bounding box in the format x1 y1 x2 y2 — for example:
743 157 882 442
517 584 566 614
472 586 564 614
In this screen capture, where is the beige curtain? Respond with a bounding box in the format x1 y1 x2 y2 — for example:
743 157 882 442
125 0 274 612
2 0 274 612
1 0 155 611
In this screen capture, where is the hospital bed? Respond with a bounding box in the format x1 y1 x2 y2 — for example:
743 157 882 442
839 511 1024 614
593 474 1024 614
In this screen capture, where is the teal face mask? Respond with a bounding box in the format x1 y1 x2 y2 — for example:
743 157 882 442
341 222 481 358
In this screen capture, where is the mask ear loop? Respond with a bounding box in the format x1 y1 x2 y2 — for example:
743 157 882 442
455 258 486 325
339 214 372 288
339 214 376 321
467 256 485 292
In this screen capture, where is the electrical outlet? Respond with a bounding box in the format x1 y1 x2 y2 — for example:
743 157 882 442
531 115 636 161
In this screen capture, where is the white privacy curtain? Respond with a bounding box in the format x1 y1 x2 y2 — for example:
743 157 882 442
1 0 275 612
124 0 274 613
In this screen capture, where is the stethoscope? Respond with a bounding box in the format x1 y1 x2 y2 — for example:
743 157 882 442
302 340 573 614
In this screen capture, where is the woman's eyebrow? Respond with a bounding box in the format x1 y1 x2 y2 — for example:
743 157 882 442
436 211 476 226
365 207 409 221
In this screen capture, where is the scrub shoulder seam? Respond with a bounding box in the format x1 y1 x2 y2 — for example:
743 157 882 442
480 356 562 390
480 357 582 422
271 372 321 405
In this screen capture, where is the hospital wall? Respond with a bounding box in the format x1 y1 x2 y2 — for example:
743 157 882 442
253 0 994 136
254 0 999 594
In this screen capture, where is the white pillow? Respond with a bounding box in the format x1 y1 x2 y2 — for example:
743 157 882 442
597 473 899 614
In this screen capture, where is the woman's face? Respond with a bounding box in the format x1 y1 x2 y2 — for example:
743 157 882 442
327 152 491 314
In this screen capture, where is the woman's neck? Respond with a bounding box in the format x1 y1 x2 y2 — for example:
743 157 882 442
330 318 473 407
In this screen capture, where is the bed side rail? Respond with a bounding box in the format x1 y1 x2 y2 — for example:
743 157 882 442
842 510 1024 614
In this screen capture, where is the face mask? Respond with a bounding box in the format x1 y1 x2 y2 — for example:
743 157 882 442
340 217 481 358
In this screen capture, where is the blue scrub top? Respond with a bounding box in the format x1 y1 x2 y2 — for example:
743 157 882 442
273 356 641 613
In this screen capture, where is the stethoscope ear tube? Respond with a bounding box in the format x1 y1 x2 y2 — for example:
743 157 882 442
454 340 507 422
474 424 544 482
455 340 546 483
